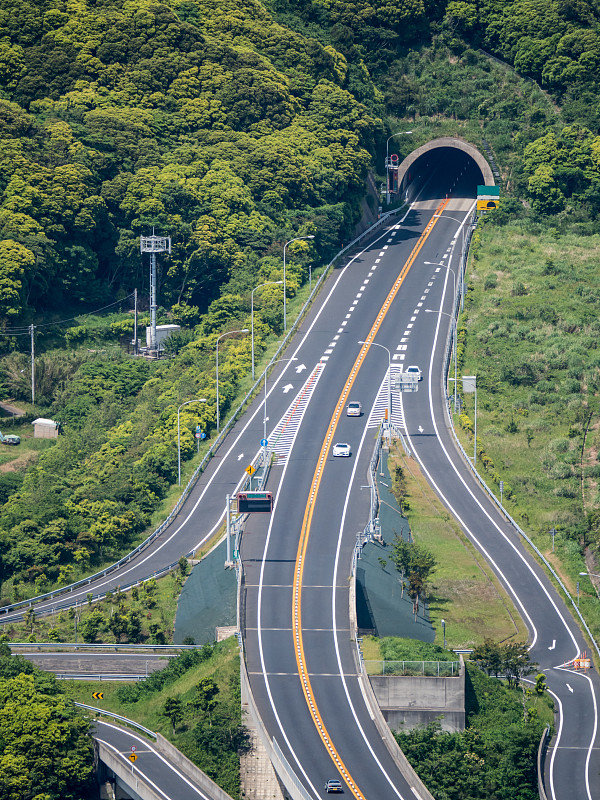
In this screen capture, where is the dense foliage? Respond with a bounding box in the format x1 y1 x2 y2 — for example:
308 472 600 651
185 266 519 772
0 0 381 323
116 641 248 797
0 643 95 800
0 0 388 598
445 0 600 132
395 664 549 800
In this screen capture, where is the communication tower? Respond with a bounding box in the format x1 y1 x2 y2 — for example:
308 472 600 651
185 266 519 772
140 233 171 352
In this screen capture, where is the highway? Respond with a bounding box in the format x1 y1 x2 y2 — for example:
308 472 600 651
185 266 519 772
4 143 599 800
93 718 232 800
400 211 600 800
242 157 477 799
241 150 600 800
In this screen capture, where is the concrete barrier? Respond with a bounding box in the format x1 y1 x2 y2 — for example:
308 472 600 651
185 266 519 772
154 733 234 800
369 660 466 733
97 741 165 800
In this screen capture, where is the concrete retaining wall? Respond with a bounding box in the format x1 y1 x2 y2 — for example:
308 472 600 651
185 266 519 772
369 662 466 733
155 733 234 800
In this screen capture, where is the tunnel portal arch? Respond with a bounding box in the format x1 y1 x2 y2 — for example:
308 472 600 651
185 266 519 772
397 137 495 192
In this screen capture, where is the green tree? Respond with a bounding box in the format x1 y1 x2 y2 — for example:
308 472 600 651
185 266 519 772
162 696 184 734
0 672 94 800
190 677 220 725
79 608 107 643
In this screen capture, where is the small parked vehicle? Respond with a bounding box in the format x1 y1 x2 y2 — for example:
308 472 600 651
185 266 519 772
0 431 20 445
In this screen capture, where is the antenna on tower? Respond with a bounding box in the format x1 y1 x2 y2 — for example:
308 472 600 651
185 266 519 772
140 233 171 354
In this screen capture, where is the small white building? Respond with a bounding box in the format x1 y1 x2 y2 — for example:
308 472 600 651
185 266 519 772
32 418 59 439
145 324 181 349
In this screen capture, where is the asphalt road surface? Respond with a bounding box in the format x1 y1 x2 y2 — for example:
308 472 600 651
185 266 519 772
242 150 600 800
94 719 227 800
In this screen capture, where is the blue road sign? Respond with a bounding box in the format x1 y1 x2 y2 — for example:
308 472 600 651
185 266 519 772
260 438 268 447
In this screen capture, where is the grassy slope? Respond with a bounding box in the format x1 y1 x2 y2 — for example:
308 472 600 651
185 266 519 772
387 447 528 649
455 219 600 641
64 638 244 798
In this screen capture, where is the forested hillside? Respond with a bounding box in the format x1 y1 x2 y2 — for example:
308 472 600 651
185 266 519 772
0 0 382 322
3 0 600 601
0 0 390 599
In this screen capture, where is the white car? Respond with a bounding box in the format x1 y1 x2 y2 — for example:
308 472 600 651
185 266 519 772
405 365 422 381
332 442 351 457
346 401 362 417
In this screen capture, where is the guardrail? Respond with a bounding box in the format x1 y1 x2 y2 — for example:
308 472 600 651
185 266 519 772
8 642 195 651
0 201 410 621
437 208 600 664
537 724 550 800
61 673 148 681
364 660 461 677
75 702 157 738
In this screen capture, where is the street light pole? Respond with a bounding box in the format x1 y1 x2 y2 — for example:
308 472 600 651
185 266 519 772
425 307 457 411
178 398 207 486
216 328 249 432
359 340 392 439
283 235 315 331
579 572 600 598
252 280 283 381
386 131 413 206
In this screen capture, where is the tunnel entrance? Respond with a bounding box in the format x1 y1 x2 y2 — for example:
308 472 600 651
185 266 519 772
396 137 495 199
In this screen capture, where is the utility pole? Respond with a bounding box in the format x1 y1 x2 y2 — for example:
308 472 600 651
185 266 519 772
133 288 138 355
29 324 35 404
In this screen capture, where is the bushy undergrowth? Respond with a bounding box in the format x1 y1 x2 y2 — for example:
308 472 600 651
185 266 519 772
395 664 552 800
458 211 600 635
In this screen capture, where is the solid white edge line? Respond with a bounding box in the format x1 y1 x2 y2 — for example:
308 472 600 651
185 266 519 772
553 667 597 800
332 410 408 799
96 721 213 800
404 211 597 800
254 200 420 799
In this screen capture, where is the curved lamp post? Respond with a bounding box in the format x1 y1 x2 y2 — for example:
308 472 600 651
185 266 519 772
386 131 413 205
252 280 283 381
283 235 314 331
178 398 207 486
216 328 249 432
359 340 392 438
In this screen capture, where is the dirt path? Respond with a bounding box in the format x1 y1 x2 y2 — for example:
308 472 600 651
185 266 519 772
0 401 25 417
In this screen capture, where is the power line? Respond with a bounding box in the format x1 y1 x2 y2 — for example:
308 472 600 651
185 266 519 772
0 292 137 334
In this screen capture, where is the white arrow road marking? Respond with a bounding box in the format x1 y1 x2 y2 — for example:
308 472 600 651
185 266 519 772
549 640 556 650
566 683 574 693
295 364 306 373
282 384 294 393
237 453 244 461
418 425 424 433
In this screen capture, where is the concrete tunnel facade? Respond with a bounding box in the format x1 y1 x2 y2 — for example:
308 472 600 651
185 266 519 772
397 137 496 193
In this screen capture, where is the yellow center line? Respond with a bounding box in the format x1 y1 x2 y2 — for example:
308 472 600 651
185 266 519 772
292 200 449 799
